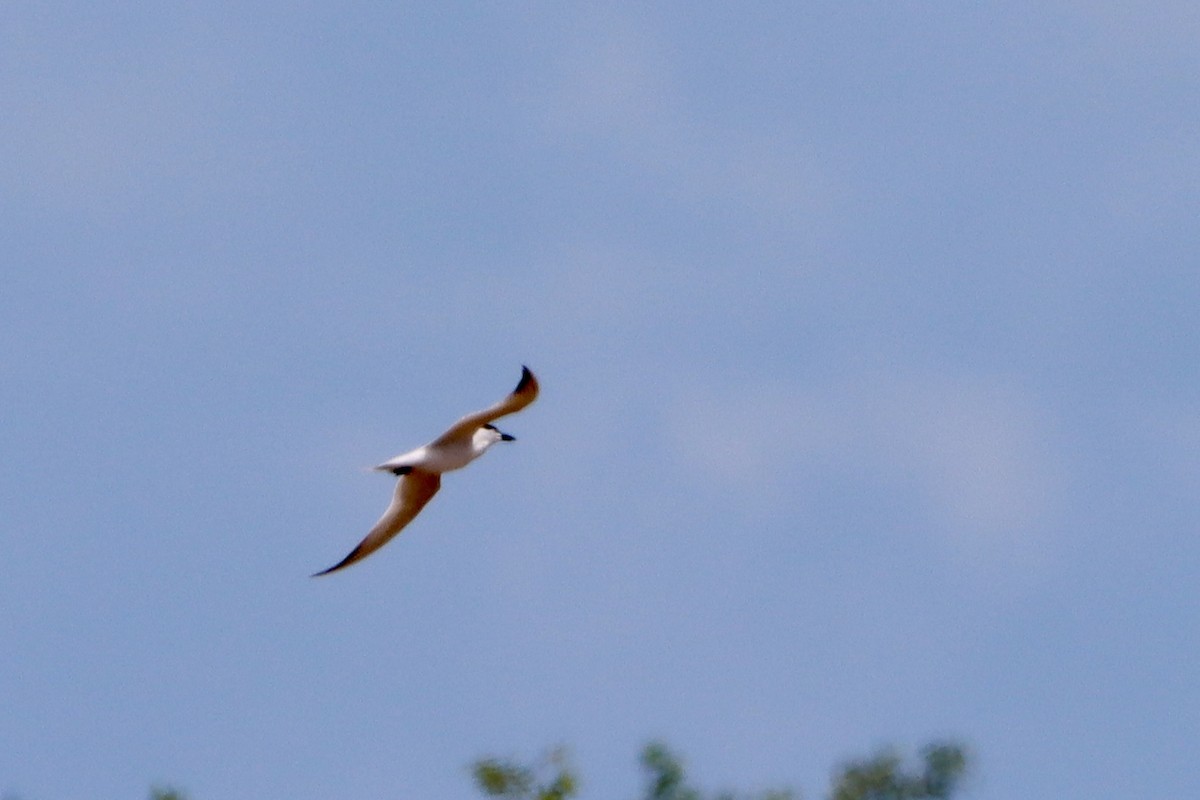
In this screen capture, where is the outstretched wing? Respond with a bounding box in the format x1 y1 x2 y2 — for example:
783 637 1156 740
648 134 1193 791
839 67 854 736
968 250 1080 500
431 365 539 446
312 470 441 576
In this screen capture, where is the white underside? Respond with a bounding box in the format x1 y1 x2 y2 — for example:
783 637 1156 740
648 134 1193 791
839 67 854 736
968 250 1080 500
375 439 486 474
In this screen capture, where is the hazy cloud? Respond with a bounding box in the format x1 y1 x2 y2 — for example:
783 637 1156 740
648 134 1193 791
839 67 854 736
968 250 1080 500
538 12 839 233
672 372 1066 574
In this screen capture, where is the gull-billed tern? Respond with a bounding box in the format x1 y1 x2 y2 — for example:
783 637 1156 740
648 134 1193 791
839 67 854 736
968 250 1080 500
313 365 539 576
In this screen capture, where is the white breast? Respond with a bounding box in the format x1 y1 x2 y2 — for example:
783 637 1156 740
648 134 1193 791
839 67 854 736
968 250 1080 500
417 440 479 473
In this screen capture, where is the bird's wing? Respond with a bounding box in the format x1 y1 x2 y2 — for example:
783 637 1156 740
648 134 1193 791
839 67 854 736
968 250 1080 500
311 470 441 576
431 365 539 445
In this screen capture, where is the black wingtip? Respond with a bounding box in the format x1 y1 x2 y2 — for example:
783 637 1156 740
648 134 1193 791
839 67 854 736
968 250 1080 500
311 544 364 577
515 365 534 393
310 561 341 578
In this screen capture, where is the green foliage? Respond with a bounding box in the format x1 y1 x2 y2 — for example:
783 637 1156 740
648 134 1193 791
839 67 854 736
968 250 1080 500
472 747 578 800
473 741 966 800
149 788 189 800
829 743 967 800
639 742 794 800
475 759 534 797
140 738 967 800
640 742 701 800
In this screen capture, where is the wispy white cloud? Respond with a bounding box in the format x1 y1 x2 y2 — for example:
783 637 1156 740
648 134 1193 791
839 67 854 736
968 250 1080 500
670 372 1067 576
536 11 841 234
0 24 297 219
1067 1 1200 55
1 55 209 212
1138 404 1200 500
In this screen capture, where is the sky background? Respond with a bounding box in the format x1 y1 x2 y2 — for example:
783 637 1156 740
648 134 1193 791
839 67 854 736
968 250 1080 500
2 3 1198 799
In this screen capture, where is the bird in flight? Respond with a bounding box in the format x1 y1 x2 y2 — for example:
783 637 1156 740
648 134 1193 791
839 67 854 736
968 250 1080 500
313 365 540 576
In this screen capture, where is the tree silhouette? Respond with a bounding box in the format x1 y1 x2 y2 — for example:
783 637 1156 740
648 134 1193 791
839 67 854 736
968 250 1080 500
472 747 578 800
127 737 968 799
149 789 189 800
830 744 967 800
637 741 794 800
471 741 967 800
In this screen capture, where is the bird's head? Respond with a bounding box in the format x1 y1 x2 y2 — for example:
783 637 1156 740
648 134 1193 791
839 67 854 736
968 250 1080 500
475 423 516 450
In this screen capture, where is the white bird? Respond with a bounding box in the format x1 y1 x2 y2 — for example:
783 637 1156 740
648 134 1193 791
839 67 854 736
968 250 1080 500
313 365 540 576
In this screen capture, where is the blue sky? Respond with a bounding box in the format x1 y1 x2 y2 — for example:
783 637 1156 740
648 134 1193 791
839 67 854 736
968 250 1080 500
3 3 1197 798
